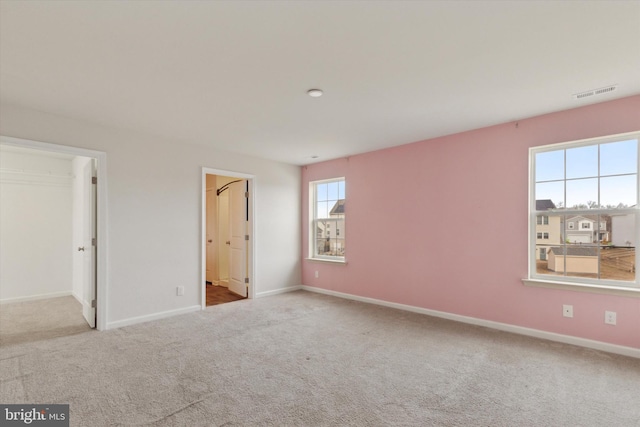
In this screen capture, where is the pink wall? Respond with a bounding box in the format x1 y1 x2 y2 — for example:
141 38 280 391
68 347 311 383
302 95 640 349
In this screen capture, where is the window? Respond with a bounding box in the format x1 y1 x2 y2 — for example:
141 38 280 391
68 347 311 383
310 178 346 261
530 132 639 290
536 215 549 225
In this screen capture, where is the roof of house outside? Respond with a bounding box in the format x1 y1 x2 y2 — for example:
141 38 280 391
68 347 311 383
330 200 345 215
565 215 593 222
549 246 598 257
536 199 556 210
565 214 611 223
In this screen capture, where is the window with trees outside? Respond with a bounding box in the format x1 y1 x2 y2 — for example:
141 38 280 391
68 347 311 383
529 132 639 290
310 178 345 261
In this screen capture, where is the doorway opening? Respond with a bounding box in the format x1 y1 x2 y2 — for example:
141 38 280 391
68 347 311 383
202 169 254 308
0 136 107 337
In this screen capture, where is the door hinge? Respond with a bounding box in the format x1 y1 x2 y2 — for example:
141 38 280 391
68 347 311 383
244 191 249 198
245 235 249 241
92 238 97 246
91 299 97 308
244 277 249 284
92 176 97 184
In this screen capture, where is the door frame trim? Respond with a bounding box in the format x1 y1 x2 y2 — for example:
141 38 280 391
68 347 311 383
201 167 255 309
0 135 108 330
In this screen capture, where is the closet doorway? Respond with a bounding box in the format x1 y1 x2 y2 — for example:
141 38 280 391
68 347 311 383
202 170 253 307
0 136 107 335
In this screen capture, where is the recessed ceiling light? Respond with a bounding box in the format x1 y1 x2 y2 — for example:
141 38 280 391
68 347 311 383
307 89 323 97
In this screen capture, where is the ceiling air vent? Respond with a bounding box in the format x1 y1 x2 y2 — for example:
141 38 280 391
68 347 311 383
573 84 618 100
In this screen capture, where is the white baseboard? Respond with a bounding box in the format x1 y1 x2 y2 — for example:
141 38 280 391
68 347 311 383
256 285 302 298
0 291 72 305
71 291 83 304
106 305 201 330
301 286 640 359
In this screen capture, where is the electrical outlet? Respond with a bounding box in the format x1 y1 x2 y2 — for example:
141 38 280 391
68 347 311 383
605 310 616 325
562 304 573 318
177 286 184 296
315 271 319 279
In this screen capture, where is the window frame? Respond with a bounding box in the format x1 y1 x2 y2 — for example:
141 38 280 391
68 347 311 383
527 131 640 294
308 177 346 263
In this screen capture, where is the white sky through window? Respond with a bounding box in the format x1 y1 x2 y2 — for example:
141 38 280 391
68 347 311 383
535 139 638 208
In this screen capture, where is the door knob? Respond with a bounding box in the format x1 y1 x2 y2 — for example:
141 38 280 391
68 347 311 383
226 241 231 245
207 239 213 243
78 247 85 252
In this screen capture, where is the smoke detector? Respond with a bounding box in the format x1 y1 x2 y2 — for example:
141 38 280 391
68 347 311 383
573 84 618 100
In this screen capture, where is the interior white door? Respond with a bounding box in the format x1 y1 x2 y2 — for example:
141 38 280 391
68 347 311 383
81 159 97 327
205 188 215 283
218 191 229 284
227 180 247 297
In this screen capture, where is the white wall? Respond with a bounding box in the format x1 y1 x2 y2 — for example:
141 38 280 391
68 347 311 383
0 103 302 327
0 148 73 302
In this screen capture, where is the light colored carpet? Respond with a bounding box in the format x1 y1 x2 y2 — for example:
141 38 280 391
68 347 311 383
1 290 639 426
0 296 91 346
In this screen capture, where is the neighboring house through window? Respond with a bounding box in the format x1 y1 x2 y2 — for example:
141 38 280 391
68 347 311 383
534 199 561 260
309 178 346 261
529 132 639 290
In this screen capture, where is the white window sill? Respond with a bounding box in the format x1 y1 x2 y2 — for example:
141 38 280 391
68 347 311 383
522 278 640 298
305 257 347 265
